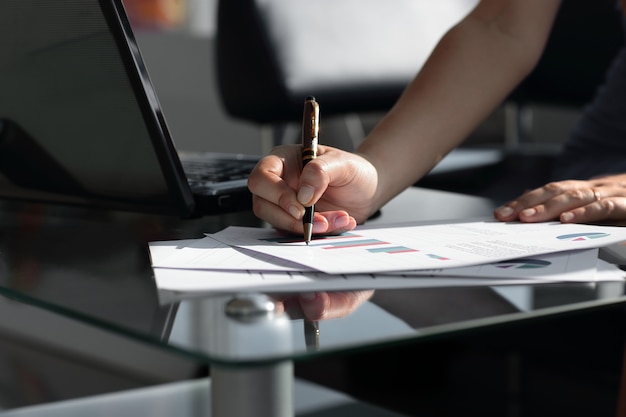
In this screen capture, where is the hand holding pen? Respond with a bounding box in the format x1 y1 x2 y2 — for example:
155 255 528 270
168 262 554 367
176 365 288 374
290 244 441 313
301 96 319 245
247 106 370 235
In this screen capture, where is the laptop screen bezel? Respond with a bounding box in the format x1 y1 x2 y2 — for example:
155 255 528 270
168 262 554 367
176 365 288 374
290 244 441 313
0 0 198 217
100 0 198 217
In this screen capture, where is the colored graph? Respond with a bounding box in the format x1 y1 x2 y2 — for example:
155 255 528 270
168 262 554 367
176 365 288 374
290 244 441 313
493 258 551 269
314 238 389 249
557 232 610 241
260 232 425 255
426 254 450 261
367 246 419 254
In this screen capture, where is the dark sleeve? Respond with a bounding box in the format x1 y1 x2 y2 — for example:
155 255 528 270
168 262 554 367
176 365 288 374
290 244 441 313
551 17 626 180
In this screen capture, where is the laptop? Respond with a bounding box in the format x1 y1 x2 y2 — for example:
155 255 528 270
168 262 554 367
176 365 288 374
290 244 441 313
0 0 260 218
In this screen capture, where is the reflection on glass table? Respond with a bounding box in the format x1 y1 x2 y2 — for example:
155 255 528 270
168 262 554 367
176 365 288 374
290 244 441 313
161 282 626 364
0 187 624 416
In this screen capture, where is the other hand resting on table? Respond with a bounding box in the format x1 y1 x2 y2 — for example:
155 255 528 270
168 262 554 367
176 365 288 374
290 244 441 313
494 174 626 226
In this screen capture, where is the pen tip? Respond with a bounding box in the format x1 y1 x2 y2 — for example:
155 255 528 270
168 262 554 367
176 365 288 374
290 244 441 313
303 223 313 246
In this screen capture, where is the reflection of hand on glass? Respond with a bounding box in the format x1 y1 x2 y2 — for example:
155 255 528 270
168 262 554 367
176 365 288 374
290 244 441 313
271 290 374 321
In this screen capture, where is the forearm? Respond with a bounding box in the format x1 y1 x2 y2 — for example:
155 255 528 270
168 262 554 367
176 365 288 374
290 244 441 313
357 0 561 212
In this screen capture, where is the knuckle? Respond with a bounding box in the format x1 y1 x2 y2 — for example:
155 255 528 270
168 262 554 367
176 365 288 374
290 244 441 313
603 199 616 215
246 174 260 193
304 159 327 178
278 193 296 211
567 188 587 201
543 181 565 193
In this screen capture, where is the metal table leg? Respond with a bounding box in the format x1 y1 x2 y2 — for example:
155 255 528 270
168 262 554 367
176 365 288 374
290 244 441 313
209 294 294 417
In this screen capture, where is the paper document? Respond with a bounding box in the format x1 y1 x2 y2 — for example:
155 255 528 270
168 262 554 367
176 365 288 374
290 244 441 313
150 246 624 299
210 217 626 274
152 269 551 299
148 217 626 298
150 236 306 272
151 252 623 298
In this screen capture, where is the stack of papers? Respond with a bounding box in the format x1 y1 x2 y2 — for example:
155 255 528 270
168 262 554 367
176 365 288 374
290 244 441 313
149 217 626 299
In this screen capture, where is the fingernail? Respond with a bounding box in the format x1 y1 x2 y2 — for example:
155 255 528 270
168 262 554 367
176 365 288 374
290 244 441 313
561 212 574 222
334 215 350 229
521 208 537 217
496 206 514 217
312 222 326 233
288 204 301 219
297 186 315 205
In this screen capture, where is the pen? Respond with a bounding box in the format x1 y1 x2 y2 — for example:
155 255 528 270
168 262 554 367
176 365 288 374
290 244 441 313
304 318 320 351
301 96 319 245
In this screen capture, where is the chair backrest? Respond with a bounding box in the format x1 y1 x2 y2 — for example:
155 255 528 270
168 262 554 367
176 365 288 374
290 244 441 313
215 0 477 125
216 0 624 124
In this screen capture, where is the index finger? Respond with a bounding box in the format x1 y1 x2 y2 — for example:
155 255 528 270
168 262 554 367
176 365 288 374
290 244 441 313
494 180 586 221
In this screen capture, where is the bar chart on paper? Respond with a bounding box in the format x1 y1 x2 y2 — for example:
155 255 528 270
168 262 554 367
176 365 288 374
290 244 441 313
263 233 419 254
210 218 626 274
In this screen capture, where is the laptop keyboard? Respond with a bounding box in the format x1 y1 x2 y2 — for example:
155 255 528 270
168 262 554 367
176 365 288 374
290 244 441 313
181 155 259 194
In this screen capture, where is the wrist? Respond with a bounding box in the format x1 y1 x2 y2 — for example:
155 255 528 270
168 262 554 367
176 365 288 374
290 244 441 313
353 151 387 218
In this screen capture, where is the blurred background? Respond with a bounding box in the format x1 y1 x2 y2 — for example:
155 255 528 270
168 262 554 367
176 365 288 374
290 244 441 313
122 0 599 205
123 0 261 155
122 0 578 152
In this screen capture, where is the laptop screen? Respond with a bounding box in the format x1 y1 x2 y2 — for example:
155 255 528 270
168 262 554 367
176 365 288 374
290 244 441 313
0 0 194 215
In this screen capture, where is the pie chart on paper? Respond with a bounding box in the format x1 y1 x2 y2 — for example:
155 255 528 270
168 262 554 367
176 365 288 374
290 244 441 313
556 232 610 241
493 259 551 269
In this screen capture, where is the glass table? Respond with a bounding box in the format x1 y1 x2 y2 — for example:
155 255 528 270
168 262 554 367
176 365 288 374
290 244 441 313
0 187 624 416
